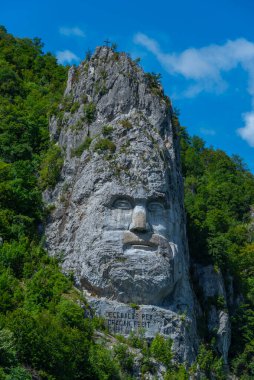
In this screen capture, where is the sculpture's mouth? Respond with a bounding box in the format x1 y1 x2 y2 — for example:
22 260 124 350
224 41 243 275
124 242 158 253
132 244 155 249
126 240 157 248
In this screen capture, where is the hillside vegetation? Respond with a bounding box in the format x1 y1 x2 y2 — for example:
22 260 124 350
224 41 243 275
0 26 123 380
179 125 254 377
0 26 253 379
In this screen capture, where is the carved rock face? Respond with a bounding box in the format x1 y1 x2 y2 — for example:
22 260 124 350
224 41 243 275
45 46 202 363
45 45 190 312
74 180 182 304
46 121 187 306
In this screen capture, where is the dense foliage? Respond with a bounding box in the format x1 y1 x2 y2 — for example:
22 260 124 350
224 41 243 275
179 124 254 378
0 24 66 240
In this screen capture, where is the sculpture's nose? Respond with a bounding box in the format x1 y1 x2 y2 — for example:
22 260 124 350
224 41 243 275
129 205 151 233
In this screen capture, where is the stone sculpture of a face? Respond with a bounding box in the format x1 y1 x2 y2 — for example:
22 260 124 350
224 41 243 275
74 172 183 305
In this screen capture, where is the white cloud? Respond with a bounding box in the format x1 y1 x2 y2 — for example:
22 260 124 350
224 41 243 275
134 33 254 95
56 50 80 64
237 112 254 147
134 33 254 147
59 26 85 37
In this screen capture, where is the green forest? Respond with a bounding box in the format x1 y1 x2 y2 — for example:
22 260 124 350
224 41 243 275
0 26 253 379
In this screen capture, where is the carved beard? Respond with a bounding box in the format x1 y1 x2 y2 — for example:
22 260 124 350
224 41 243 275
79 229 176 305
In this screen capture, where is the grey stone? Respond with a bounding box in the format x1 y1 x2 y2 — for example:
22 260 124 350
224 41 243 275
44 46 230 364
193 264 231 363
88 296 197 363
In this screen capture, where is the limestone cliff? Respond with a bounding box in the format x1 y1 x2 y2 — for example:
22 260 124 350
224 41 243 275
45 46 230 364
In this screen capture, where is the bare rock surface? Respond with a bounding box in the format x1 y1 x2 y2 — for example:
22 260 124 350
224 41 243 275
193 264 231 363
45 46 230 364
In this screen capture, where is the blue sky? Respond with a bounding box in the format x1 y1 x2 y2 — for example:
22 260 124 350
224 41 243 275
1 0 254 171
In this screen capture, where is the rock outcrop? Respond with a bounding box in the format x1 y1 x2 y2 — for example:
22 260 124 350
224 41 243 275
192 264 231 363
45 46 230 364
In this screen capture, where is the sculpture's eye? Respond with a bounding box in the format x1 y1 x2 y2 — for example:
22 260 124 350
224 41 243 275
148 201 164 212
113 199 132 210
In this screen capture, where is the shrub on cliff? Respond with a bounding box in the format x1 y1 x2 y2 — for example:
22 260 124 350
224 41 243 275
39 144 63 189
94 138 116 153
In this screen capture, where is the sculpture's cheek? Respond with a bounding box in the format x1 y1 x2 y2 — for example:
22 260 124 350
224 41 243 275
105 208 132 230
